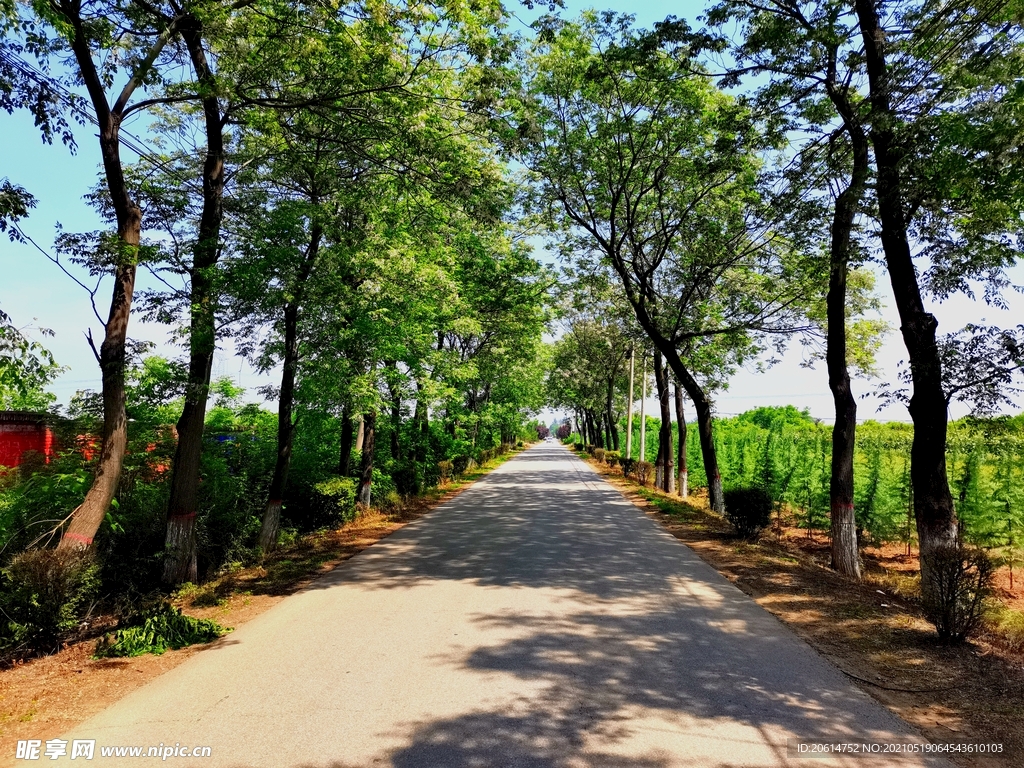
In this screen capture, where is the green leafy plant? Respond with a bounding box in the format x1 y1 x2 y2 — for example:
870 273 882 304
94 602 229 658
313 476 357 525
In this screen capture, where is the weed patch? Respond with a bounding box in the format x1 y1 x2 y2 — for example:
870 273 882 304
94 603 229 658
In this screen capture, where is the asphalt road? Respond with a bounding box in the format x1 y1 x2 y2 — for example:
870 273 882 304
50 443 949 767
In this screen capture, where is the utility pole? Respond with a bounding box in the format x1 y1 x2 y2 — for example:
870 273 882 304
639 355 647 462
625 348 635 459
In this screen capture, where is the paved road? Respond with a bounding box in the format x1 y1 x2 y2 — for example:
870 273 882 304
51 444 947 767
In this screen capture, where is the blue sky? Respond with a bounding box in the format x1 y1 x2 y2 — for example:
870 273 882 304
2 0 1022 422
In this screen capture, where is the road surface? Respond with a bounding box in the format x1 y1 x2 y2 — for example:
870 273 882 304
48 443 947 767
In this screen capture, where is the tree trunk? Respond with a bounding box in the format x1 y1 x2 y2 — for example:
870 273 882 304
339 403 354 476
606 377 619 451
653 354 665 488
355 416 365 451
58 8 144 550
674 382 688 498
60 239 138 549
654 352 674 493
257 224 321 553
259 303 299 553
162 20 225 584
386 361 401 462
356 410 377 506
854 0 958 597
414 382 428 493
625 349 635 459
823 86 870 579
660 348 723 513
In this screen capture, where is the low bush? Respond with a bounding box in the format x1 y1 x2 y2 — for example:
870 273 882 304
369 467 397 505
452 455 470 477
723 487 773 539
923 545 993 643
312 476 358 526
0 548 100 653
380 490 403 511
633 461 653 486
437 460 453 483
620 457 635 477
593 447 606 463
94 602 229 658
390 466 418 496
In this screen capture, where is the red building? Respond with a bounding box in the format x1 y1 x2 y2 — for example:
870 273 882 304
0 411 56 467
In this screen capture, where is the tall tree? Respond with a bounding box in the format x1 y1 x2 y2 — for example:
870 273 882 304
851 0 1024 595
517 13 810 512
704 0 876 576
700 0 1023 578
8 0 194 551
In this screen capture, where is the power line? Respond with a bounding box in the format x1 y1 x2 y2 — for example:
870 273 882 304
0 48 203 194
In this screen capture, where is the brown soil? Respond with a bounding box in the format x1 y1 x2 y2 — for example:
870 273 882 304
0 451 521 764
587 456 1024 768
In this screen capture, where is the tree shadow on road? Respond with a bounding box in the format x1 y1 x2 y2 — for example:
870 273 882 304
307 448 697 601
284 448 934 768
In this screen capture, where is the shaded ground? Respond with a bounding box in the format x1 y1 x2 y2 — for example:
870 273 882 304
584 454 1024 768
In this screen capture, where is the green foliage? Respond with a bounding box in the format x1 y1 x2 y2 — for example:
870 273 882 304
723 487 773 540
691 409 1024 562
0 451 91 555
0 308 64 411
736 405 815 431
312 476 357 526
368 468 398 508
452 455 470 477
94 603 229 658
986 604 1024 652
0 549 99 653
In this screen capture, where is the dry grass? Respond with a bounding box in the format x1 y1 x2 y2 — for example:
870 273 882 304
588 457 1024 768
